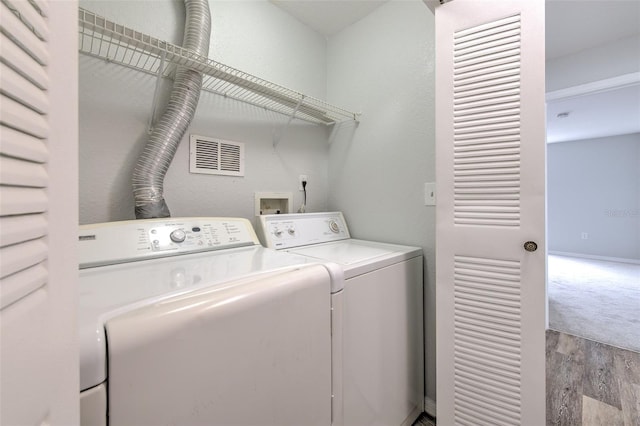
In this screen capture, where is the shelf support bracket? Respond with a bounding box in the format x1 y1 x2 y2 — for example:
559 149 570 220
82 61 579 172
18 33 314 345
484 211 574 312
147 51 167 133
272 96 304 148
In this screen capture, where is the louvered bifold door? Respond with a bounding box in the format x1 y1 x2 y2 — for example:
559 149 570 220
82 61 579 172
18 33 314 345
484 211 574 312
1 0 57 424
453 14 522 228
1 0 50 306
435 2 546 426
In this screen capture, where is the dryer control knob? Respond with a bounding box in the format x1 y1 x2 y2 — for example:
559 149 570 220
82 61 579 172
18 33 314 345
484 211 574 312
170 229 186 243
288 228 296 235
329 220 340 233
274 228 283 237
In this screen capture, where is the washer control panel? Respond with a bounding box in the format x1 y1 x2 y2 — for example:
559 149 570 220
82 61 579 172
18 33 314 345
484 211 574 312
79 217 259 268
256 212 350 249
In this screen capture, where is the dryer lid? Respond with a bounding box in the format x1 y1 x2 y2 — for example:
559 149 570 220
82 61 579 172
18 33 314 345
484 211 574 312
78 244 333 391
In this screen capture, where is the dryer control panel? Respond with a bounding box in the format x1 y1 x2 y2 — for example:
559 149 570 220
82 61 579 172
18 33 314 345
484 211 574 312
256 212 350 249
79 217 259 268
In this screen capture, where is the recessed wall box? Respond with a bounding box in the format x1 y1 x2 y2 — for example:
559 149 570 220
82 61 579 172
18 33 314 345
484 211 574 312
255 192 293 216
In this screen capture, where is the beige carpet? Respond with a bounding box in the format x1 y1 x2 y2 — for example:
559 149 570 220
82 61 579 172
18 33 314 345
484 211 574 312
548 255 640 353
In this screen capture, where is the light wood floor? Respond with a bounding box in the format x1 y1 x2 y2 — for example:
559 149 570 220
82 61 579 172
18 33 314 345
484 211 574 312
412 330 639 426
547 330 639 425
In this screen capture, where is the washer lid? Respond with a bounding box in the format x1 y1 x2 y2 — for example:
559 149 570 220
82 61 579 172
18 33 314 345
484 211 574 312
289 239 422 279
78 245 333 391
292 241 391 265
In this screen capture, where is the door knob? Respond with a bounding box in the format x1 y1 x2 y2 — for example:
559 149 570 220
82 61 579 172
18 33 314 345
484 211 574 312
524 241 538 252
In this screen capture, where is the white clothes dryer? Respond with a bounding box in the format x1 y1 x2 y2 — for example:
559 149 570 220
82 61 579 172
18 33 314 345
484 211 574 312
78 217 344 426
256 212 424 426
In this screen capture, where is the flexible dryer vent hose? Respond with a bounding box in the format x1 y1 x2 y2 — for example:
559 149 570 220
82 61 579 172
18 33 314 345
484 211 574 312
132 0 211 218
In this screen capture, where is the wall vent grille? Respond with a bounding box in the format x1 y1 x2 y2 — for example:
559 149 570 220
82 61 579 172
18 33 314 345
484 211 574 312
189 135 244 177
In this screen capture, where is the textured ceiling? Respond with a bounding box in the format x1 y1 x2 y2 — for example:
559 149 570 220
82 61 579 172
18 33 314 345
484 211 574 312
269 0 388 37
546 1 640 60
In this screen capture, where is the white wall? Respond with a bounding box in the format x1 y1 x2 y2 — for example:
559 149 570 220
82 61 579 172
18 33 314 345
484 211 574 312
79 0 330 224
326 0 436 403
546 34 640 92
546 29 640 262
547 133 640 261
79 0 438 408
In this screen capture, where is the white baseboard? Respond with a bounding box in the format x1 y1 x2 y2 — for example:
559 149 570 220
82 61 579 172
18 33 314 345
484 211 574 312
424 397 436 418
548 251 640 265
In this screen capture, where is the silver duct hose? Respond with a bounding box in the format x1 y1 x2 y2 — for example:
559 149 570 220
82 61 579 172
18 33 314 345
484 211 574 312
132 0 211 218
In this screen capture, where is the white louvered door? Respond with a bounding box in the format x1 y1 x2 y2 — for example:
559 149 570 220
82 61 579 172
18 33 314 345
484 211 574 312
435 1 546 425
1 1 78 424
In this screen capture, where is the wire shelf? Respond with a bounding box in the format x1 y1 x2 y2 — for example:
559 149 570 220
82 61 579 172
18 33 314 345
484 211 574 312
78 8 359 125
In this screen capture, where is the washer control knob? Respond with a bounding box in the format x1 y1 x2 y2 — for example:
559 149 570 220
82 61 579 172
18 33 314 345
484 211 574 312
274 228 283 237
329 220 340 233
170 229 186 243
288 227 296 236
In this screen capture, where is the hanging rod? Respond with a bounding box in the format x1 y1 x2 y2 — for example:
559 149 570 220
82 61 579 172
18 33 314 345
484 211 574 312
78 8 359 126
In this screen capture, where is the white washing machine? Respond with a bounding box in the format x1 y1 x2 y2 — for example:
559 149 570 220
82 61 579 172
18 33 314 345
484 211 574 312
78 217 344 426
256 212 424 426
